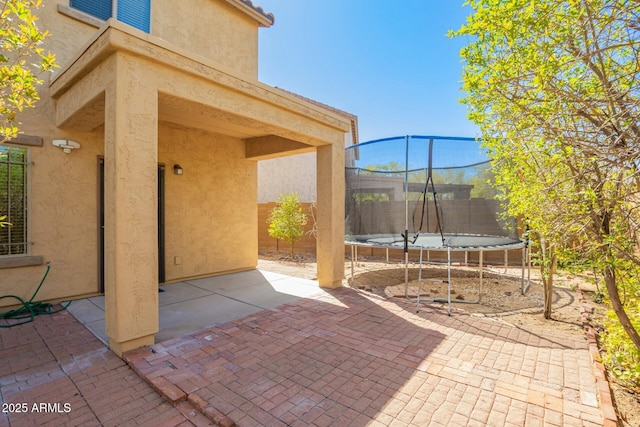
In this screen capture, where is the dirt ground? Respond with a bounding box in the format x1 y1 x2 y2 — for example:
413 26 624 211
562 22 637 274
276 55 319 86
258 251 640 427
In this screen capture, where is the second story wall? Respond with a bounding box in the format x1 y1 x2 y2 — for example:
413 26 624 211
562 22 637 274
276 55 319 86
153 0 261 78
47 0 265 80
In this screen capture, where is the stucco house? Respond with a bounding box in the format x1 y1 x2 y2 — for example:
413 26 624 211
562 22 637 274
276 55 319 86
0 0 351 355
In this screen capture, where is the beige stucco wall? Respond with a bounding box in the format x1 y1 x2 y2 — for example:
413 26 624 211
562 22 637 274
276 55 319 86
159 123 258 281
41 1 103 68
0 1 105 306
0 137 105 307
153 0 260 78
258 153 317 203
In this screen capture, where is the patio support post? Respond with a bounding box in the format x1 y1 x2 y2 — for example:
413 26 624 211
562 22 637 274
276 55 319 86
103 53 159 356
316 139 345 288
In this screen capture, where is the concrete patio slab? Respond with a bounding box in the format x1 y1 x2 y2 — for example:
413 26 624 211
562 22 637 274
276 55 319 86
158 282 213 306
66 269 330 346
157 293 264 343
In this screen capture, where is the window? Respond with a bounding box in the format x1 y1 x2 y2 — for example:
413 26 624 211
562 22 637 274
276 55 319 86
0 146 29 256
70 0 150 33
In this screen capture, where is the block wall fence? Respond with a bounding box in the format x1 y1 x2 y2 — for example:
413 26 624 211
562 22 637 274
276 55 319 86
258 203 525 265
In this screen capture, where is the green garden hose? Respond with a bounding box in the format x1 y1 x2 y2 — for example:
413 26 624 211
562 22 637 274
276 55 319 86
0 264 71 328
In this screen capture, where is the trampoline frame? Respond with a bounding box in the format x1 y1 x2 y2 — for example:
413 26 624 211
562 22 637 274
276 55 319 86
345 136 531 315
347 239 531 315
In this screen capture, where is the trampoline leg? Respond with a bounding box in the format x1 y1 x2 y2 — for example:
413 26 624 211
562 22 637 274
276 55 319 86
350 244 355 287
447 247 451 316
528 246 532 283
521 245 525 294
417 245 424 313
479 250 484 301
419 245 424 281
504 250 508 274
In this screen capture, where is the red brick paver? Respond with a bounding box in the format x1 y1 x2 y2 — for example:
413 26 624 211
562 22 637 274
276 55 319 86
124 287 609 426
0 309 211 426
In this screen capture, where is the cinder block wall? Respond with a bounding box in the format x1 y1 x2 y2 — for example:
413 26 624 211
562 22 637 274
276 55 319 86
258 202 525 265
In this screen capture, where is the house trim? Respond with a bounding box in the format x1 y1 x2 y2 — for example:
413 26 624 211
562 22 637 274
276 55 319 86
0 256 43 269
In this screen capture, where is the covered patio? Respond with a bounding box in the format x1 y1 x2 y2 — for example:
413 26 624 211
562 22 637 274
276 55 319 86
49 20 349 355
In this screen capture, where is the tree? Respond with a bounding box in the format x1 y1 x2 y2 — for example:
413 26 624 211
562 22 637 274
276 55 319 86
451 0 640 353
267 193 308 259
1 0 57 142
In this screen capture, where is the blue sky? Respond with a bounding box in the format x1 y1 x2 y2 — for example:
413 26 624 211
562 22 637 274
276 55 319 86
256 1 479 143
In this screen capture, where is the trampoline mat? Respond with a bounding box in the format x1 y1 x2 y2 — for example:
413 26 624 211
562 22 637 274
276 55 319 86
346 233 524 250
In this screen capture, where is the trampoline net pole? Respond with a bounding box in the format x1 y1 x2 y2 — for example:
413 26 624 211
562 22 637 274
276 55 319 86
404 135 409 298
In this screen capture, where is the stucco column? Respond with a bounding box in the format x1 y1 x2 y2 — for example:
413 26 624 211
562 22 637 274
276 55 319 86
104 54 159 356
316 139 345 288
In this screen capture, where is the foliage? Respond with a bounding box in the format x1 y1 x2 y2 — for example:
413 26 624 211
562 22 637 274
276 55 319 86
0 0 57 141
267 193 308 258
601 301 640 389
450 0 640 363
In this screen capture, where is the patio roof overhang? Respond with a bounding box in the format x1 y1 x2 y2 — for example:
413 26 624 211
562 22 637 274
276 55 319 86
49 19 350 159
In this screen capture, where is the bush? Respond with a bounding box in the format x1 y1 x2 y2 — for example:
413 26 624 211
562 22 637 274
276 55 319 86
267 193 307 258
601 309 640 390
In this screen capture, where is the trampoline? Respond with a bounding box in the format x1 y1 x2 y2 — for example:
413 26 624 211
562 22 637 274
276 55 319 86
345 135 530 314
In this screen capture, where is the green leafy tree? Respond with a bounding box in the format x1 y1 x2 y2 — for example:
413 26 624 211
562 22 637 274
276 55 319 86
451 0 640 358
268 193 308 259
1 0 57 141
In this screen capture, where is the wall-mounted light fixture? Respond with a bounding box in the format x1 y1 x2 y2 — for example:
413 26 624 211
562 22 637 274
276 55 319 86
52 139 81 154
173 164 183 175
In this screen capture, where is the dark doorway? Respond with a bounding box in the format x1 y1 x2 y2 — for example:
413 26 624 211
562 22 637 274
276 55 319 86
99 160 166 293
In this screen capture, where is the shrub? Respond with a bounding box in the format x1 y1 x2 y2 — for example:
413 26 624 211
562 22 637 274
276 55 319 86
267 193 307 259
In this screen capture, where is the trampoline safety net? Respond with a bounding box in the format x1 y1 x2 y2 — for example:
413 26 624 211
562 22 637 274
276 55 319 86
345 135 522 249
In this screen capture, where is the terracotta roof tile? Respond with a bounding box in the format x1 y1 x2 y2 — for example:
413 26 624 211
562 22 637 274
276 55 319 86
229 0 274 26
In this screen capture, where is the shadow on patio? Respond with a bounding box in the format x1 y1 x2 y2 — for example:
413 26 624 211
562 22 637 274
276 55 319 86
123 281 449 426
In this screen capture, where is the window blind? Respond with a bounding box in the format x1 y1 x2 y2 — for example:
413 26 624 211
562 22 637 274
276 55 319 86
70 0 113 21
117 0 151 33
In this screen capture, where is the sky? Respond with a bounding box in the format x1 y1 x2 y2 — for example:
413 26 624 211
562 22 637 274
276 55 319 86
256 1 479 143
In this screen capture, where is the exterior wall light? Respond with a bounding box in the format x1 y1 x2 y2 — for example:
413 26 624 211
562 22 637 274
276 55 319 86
52 139 80 154
173 164 183 175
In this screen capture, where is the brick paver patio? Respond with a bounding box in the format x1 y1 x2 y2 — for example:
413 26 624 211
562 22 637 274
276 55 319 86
0 310 210 426
123 287 608 426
